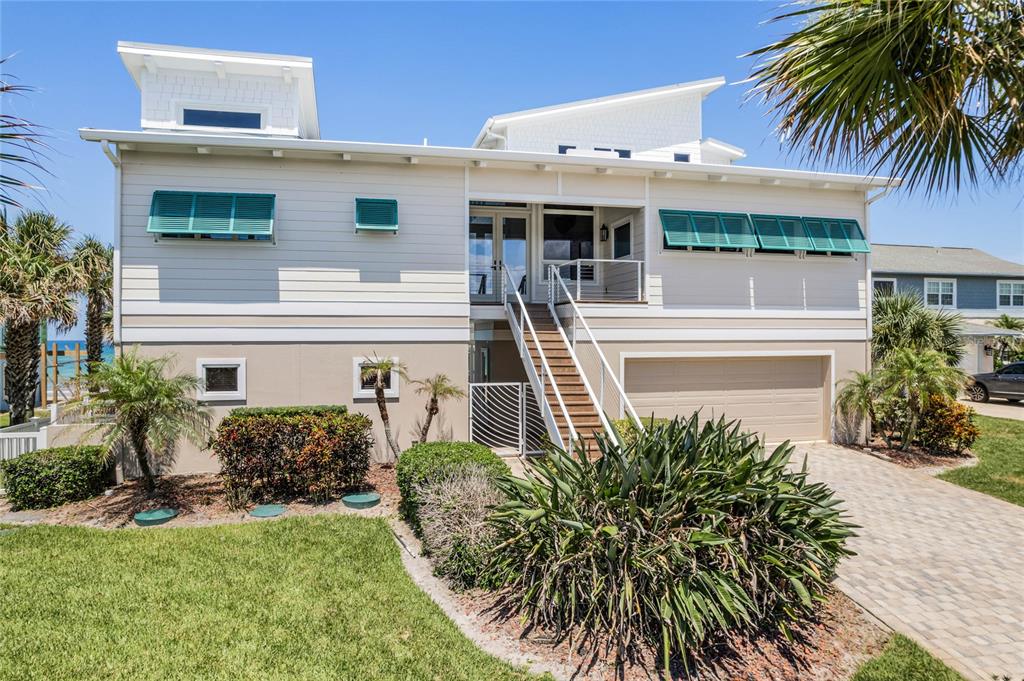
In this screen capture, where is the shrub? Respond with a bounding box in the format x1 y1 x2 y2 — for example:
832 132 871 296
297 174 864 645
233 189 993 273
487 414 854 670
611 416 670 445
228 405 348 418
396 441 508 534
416 464 504 590
211 410 372 504
918 396 980 455
0 446 111 510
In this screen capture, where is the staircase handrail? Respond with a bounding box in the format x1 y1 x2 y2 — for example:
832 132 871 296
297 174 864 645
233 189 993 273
550 265 645 432
503 265 576 448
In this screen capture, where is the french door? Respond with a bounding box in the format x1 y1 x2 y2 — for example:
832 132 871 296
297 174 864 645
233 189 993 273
469 211 528 303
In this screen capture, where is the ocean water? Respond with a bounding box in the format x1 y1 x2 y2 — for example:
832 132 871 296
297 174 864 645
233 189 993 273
45 341 115 380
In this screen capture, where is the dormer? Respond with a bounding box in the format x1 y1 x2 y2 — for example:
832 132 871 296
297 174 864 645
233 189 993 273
472 77 744 165
117 42 319 139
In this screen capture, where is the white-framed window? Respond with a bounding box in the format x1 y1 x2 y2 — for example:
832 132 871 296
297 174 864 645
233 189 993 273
196 358 246 402
353 357 400 399
924 278 956 308
873 277 897 295
997 280 1024 309
176 102 269 133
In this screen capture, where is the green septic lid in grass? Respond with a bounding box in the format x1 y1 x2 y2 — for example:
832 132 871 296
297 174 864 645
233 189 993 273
134 508 177 527
249 504 287 518
342 492 380 509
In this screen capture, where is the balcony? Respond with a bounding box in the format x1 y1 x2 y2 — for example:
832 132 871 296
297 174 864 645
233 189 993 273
551 259 645 304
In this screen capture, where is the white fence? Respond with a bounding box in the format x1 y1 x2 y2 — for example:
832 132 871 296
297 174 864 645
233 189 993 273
468 382 547 456
0 426 48 461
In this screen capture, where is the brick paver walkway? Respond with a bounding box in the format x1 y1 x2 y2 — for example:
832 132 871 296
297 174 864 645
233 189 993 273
796 444 1024 681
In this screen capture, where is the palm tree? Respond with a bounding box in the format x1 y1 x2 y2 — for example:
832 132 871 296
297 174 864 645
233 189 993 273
73 237 113 373
991 314 1024 364
835 370 880 441
77 350 211 491
0 211 81 424
747 1 1023 194
359 354 408 458
1 58 49 208
872 291 964 366
414 373 466 444
877 348 966 449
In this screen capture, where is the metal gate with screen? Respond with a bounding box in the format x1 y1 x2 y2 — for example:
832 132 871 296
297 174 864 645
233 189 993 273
468 382 548 455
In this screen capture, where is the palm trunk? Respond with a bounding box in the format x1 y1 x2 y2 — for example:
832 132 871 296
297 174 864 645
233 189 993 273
418 396 439 444
4 320 39 426
129 423 156 492
85 291 104 373
375 378 401 459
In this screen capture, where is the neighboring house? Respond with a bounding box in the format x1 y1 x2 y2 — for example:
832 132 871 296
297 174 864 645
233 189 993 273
80 42 892 472
871 244 1024 374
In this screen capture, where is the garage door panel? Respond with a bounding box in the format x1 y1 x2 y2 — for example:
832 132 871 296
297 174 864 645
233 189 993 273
624 356 826 442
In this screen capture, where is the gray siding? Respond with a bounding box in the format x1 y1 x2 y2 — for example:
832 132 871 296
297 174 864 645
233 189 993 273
885 274 1002 310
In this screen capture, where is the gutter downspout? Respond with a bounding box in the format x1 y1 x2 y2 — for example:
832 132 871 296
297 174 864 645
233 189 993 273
100 140 121 168
860 183 896 443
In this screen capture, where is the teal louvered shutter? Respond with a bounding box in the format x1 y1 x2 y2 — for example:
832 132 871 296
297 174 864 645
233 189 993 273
751 215 814 250
803 217 868 253
839 219 870 252
717 212 759 248
192 193 234 233
355 198 399 231
690 213 727 247
232 194 275 236
802 218 834 251
660 210 698 247
147 192 195 233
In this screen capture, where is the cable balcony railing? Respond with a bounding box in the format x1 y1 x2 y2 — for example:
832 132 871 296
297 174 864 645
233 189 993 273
553 258 644 304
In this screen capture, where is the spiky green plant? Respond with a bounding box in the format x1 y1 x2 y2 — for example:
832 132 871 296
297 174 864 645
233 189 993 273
75 349 211 491
747 0 1024 194
872 291 964 366
487 414 855 671
413 373 466 444
1 58 49 208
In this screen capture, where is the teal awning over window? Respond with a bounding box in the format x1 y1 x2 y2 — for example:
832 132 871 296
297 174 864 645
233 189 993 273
659 210 759 249
662 209 869 254
355 198 399 232
147 191 275 237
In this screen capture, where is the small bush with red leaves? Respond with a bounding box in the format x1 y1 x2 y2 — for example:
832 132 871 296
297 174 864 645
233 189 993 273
918 395 980 456
211 407 373 504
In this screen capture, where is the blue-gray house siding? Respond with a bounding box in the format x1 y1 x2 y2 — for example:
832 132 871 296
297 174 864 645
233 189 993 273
881 274 1020 310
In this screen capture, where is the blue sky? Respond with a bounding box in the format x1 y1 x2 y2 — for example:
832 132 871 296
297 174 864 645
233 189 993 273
3 1 1022 337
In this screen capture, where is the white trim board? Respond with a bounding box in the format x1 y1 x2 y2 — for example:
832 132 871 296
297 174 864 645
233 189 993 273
589 328 866 342
618 349 837 441
571 306 867 319
121 327 470 343
120 301 471 316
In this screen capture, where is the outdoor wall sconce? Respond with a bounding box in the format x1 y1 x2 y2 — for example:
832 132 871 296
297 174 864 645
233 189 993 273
600 223 609 241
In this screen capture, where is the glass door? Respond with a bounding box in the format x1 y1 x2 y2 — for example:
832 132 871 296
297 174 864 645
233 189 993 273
469 211 529 303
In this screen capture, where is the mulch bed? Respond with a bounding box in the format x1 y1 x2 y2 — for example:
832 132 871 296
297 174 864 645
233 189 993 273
448 586 889 680
5 465 399 529
854 438 976 471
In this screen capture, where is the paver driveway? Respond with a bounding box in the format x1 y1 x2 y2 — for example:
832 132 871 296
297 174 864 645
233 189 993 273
795 443 1024 681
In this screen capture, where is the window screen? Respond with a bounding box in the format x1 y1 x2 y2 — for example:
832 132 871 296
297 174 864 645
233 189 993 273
360 367 393 391
204 366 239 393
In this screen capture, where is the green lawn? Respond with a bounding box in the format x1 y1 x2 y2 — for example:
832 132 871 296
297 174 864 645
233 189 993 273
853 635 966 681
939 415 1024 507
0 516 540 681
0 409 48 428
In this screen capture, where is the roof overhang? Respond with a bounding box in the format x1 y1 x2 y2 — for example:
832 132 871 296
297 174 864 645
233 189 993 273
473 76 726 148
700 137 746 161
116 41 319 139
79 128 897 191
961 323 1024 338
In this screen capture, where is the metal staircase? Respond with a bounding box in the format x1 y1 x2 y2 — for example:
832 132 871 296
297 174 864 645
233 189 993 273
503 265 643 455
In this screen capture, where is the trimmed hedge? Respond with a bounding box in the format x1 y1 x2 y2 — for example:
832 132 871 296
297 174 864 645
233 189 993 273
396 441 508 535
211 409 372 503
228 405 349 418
0 446 111 510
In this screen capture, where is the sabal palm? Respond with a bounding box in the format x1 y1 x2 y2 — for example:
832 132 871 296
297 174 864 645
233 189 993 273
747 0 1023 193
0 211 82 424
78 350 211 491
360 354 408 458
877 348 966 449
414 373 466 444
872 291 964 366
992 314 1024 363
74 237 113 373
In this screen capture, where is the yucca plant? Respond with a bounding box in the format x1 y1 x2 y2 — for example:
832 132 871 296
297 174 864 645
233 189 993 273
487 414 855 671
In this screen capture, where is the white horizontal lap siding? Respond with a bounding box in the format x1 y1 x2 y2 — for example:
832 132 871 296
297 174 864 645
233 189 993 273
647 180 868 314
120 153 467 312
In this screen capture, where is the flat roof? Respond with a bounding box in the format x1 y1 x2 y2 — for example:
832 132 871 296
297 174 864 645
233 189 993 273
80 128 896 190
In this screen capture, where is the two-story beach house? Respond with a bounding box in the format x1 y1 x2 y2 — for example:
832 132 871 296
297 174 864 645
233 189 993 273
81 43 894 471
871 244 1024 374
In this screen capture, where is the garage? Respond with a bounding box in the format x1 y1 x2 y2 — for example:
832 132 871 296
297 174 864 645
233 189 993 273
623 355 828 442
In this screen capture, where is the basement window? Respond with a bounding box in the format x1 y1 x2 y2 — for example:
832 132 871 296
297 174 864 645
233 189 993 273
183 109 262 130
196 358 246 402
353 357 400 399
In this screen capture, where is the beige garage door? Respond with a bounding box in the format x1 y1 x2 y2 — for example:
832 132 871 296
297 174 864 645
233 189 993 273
624 356 827 442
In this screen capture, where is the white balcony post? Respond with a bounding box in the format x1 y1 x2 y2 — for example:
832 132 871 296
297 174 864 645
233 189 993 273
637 261 643 301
